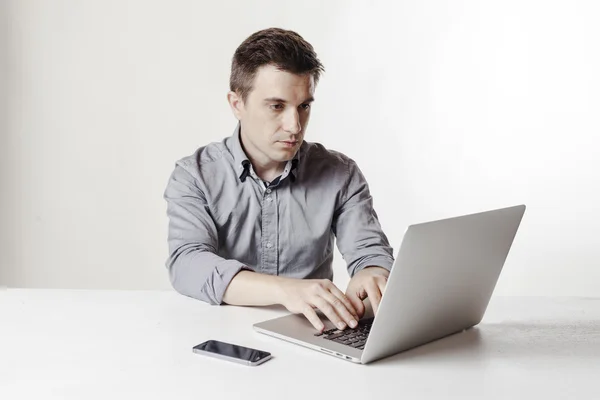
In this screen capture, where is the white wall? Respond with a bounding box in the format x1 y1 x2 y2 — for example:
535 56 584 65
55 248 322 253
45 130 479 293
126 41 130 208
2 0 599 296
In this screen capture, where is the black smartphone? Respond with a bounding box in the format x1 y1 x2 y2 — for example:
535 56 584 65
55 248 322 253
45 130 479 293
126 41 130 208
192 340 272 366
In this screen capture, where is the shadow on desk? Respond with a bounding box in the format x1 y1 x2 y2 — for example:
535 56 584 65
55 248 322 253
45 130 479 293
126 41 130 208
374 320 600 366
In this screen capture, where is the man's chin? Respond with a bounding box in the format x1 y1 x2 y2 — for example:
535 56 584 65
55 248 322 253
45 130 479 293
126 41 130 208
270 149 298 162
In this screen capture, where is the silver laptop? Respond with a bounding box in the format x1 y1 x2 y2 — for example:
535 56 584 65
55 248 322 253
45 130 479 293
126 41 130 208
254 204 526 364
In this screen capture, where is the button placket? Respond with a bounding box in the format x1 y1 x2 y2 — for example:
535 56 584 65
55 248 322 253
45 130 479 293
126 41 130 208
261 186 277 273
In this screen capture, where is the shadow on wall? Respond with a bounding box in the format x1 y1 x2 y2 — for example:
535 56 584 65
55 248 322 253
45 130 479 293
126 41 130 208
0 2 12 286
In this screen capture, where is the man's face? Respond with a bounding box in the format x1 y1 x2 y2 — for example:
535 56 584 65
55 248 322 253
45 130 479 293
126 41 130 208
229 64 315 167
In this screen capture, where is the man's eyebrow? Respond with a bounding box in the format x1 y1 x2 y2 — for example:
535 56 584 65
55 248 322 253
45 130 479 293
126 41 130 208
263 96 315 104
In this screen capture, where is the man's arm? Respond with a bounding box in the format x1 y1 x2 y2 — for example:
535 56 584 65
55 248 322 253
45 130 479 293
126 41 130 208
223 271 359 331
164 163 359 331
333 159 395 315
164 163 252 305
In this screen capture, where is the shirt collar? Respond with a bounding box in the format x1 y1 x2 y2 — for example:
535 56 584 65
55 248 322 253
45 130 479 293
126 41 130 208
228 122 302 184
230 121 249 169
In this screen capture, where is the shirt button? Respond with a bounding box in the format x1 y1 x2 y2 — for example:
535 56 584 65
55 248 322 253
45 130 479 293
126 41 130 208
266 196 272 202
266 242 273 248
265 188 272 194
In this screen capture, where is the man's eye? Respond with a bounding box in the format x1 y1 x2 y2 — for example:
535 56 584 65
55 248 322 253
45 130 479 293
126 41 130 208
300 103 311 110
270 104 284 111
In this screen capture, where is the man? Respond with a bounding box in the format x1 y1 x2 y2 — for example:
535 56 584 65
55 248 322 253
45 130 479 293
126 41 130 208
164 28 394 333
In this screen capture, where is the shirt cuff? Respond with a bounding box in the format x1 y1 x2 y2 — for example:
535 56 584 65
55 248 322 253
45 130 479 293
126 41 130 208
350 256 394 277
200 261 253 305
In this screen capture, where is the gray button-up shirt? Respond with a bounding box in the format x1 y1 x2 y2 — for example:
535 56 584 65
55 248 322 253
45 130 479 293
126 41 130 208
164 124 394 305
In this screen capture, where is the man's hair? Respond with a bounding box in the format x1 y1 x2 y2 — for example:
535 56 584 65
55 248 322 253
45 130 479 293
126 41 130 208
230 28 325 102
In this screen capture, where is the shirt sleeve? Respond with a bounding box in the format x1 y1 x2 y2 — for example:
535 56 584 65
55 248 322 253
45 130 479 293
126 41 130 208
333 159 395 277
163 163 251 305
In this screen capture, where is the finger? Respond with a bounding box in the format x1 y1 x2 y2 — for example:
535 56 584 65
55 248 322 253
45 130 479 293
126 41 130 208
376 276 388 298
365 282 383 315
344 290 366 320
313 296 347 331
320 290 358 329
326 284 359 320
347 284 368 318
301 305 325 332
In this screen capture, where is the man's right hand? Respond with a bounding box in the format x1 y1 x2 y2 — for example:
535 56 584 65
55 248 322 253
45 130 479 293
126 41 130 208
276 278 359 332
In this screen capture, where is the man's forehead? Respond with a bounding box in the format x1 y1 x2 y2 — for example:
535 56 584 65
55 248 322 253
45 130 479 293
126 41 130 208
252 65 315 92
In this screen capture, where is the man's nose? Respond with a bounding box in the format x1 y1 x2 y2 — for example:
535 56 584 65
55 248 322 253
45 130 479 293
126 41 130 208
284 109 301 134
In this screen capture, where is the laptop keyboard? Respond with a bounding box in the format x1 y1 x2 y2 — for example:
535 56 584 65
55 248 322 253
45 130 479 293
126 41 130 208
314 317 374 350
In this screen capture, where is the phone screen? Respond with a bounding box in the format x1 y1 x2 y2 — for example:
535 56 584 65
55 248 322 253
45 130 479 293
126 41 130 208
193 340 270 363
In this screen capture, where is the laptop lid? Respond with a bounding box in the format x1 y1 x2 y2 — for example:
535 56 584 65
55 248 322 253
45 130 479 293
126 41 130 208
360 204 526 363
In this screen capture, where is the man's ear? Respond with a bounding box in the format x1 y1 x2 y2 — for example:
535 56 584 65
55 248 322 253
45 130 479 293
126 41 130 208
227 91 244 120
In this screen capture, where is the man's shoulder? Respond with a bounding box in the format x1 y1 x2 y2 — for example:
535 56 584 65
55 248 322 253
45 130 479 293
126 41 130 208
175 138 231 172
302 141 357 170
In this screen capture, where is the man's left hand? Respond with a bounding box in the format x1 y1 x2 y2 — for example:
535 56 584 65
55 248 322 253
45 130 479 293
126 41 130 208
345 266 390 318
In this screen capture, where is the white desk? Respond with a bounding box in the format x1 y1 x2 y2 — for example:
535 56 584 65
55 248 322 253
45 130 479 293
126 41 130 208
1 289 599 399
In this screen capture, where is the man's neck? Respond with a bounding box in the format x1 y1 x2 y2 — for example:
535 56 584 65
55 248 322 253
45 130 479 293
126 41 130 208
238 129 286 182
251 160 285 183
